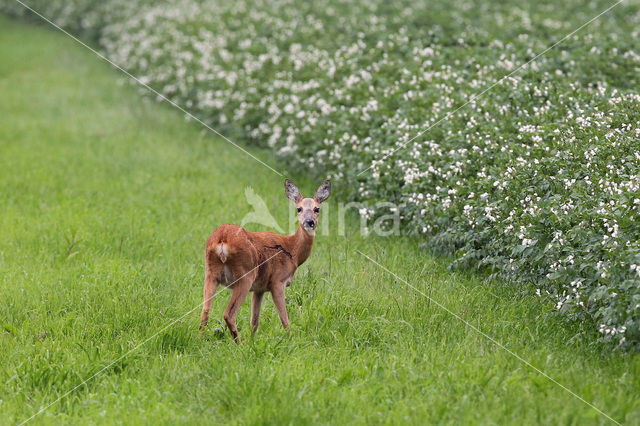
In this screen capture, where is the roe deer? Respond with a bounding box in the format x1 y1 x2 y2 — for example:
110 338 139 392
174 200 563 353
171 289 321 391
199 179 331 342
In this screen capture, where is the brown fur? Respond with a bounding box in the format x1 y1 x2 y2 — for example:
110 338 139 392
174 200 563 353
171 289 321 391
199 179 331 342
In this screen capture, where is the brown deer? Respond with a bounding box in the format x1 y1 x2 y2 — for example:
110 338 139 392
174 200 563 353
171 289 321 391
199 179 331 341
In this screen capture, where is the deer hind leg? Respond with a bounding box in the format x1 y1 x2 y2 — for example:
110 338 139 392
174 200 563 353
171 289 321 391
199 253 220 332
223 272 255 343
251 291 264 334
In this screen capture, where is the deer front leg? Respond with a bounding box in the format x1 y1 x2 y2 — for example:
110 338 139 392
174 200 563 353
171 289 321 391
251 291 264 334
199 265 219 332
223 276 253 343
271 284 290 329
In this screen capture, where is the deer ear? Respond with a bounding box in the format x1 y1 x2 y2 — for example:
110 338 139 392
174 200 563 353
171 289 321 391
284 179 302 203
314 180 331 203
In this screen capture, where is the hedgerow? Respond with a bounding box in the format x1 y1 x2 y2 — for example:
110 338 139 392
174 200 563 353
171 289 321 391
3 0 639 348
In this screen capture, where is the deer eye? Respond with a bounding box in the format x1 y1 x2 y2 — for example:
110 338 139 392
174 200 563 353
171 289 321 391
313 207 320 213
297 207 302 213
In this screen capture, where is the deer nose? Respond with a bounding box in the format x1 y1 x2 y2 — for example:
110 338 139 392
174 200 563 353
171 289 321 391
304 219 315 229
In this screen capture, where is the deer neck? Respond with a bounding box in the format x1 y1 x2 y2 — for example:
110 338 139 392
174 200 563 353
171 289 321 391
286 225 315 267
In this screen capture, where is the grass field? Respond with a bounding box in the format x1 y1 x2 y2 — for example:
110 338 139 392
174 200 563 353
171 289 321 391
1 16 639 425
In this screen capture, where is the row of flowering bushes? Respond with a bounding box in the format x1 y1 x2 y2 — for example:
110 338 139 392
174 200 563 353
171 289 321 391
3 0 640 348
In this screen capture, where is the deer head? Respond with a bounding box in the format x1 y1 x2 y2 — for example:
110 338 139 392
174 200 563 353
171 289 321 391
285 179 331 235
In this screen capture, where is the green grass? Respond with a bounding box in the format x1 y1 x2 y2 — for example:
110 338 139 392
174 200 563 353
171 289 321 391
0 16 639 425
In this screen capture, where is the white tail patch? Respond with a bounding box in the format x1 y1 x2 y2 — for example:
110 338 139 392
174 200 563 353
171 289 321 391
217 243 228 263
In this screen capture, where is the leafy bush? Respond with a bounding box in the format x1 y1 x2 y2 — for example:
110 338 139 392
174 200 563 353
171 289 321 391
3 0 640 348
